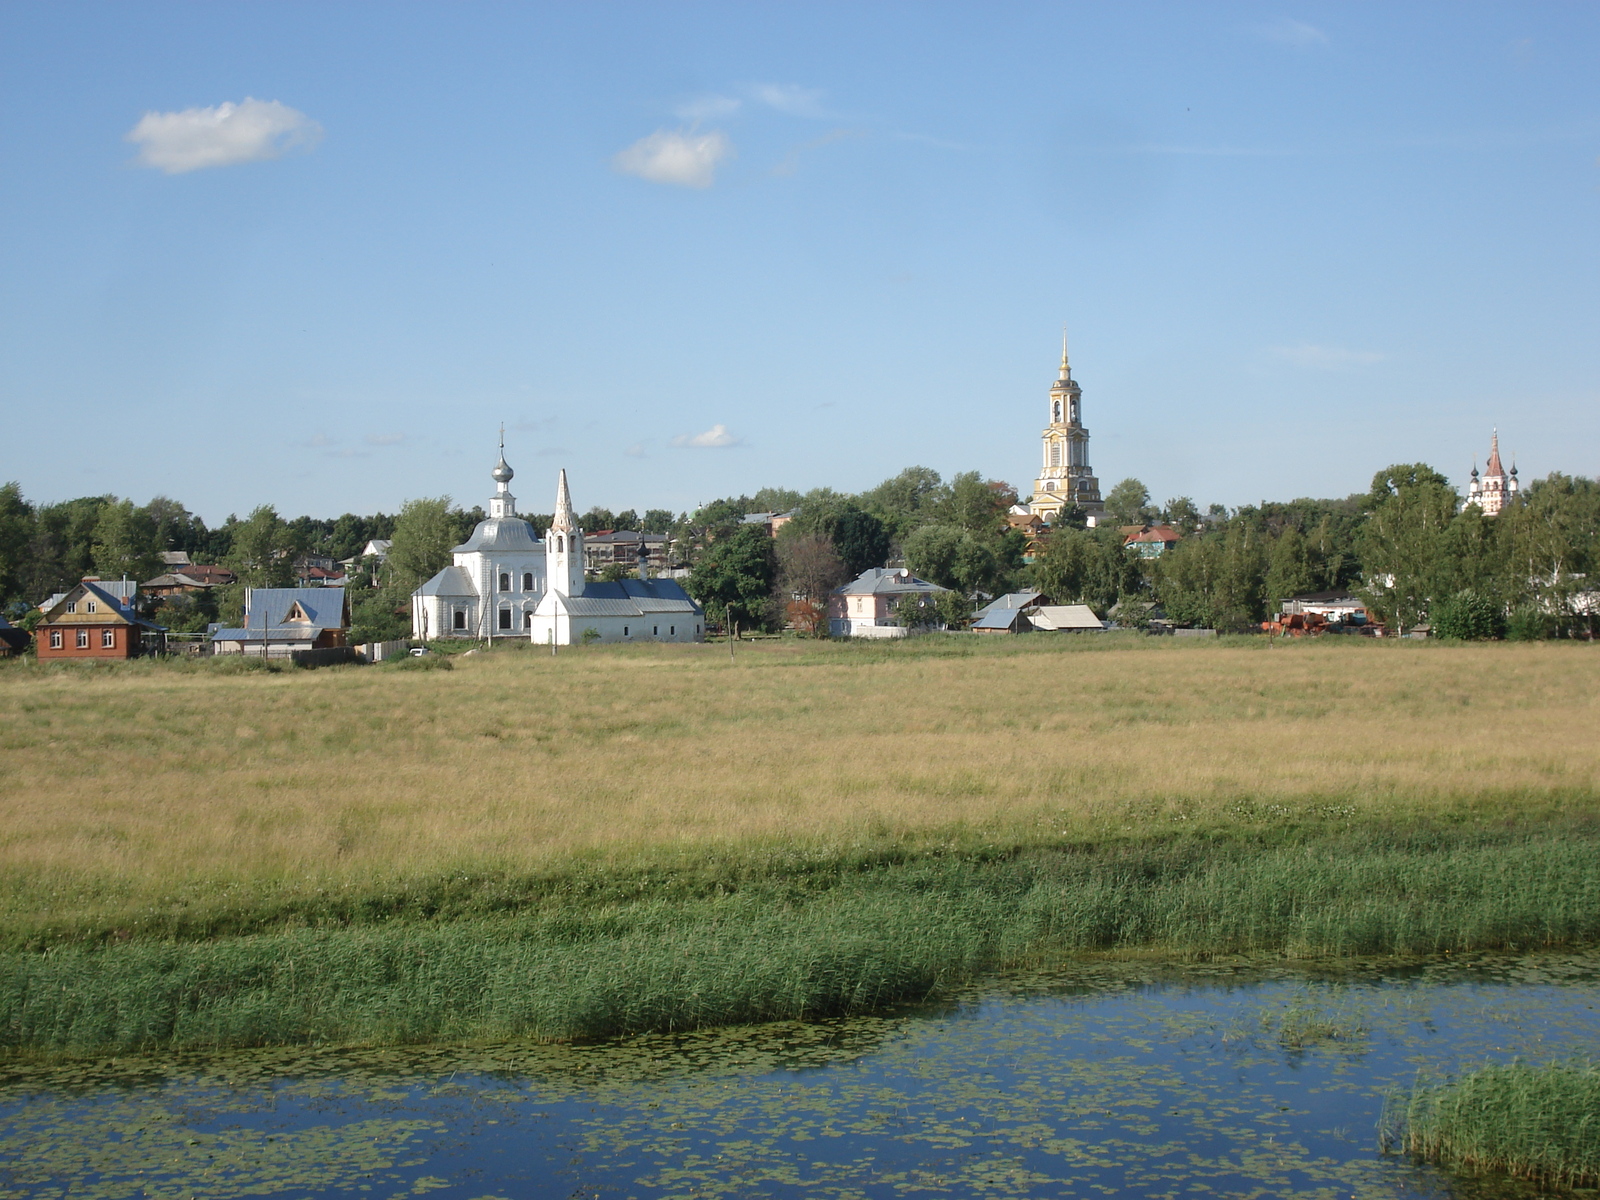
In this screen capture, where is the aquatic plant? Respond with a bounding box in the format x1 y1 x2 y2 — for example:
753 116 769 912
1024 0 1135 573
1386 1060 1600 1189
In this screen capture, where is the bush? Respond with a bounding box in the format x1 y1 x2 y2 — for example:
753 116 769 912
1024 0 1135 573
1431 590 1505 640
1505 606 1553 641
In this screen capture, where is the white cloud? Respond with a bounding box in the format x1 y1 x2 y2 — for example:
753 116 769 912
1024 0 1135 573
612 129 733 188
771 129 862 177
751 83 828 118
675 94 742 121
365 432 405 447
624 442 648 458
1270 344 1387 370
125 98 322 174
671 424 741 448
1254 17 1329 46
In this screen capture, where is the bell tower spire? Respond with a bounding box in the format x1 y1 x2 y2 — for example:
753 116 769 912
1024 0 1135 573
1027 330 1104 523
1059 325 1071 379
545 469 585 597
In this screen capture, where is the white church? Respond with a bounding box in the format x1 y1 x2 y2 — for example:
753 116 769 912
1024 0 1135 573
411 446 704 645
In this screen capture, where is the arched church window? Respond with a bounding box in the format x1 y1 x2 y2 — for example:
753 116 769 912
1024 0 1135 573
523 612 532 629
522 572 533 591
499 572 510 591
557 535 564 553
453 610 466 630
1053 401 1062 422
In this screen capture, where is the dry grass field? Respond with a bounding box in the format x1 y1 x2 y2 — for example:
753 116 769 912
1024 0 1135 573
2 635 1596 912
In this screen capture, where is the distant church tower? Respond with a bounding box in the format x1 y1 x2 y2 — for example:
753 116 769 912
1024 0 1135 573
1464 429 1519 516
544 468 586 597
1028 331 1104 522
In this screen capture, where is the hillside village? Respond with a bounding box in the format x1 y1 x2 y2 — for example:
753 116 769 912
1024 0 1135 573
2 342 1597 663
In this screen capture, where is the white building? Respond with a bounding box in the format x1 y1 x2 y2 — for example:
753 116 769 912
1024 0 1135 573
527 469 703 646
1027 332 1105 524
827 567 947 638
411 445 703 646
1465 430 1519 516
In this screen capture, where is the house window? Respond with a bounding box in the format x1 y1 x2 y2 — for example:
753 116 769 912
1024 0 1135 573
499 572 510 592
453 609 466 630
66 602 76 614
86 600 97 614
50 630 62 649
77 630 89 648
522 572 533 591
523 612 532 629
498 608 511 630
102 629 115 648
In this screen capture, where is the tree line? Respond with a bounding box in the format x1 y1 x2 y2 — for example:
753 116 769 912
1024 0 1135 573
4 459 1596 644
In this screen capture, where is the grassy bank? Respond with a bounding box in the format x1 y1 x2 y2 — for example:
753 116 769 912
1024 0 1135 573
1387 1061 1600 1190
5 824 1599 1052
2 636 1597 1053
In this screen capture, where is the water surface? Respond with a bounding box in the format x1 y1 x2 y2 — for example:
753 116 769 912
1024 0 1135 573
3 952 1598 1199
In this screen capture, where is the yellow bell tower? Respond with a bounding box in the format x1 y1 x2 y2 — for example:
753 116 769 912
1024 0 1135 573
1028 330 1104 522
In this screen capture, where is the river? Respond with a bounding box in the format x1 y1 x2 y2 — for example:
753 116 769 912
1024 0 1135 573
4 951 1598 1198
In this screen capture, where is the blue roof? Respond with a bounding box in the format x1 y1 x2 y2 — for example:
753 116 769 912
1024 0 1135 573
245 588 348 630
582 578 699 605
971 608 1030 631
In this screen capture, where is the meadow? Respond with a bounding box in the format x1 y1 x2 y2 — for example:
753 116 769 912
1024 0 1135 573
1 635 1598 1051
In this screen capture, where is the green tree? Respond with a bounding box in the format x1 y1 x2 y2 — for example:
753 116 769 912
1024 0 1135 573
385 497 459 593
1162 496 1203 535
579 507 616 533
226 505 297 588
860 466 948 540
686 522 778 631
1033 526 1137 612
0 482 33 610
1264 526 1318 609
1104 478 1157 527
1431 590 1505 640
1154 518 1268 630
91 499 162 585
902 524 1000 596
942 471 1010 536
641 509 676 534
1357 464 1457 633
612 509 640 531
784 495 890 577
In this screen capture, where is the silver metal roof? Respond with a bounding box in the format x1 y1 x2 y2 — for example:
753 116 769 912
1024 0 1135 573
451 517 544 555
415 565 479 598
245 588 348 630
834 568 946 597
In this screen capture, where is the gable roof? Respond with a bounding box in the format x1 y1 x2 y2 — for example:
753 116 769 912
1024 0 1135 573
972 590 1043 621
245 588 349 630
39 580 165 630
1030 604 1106 631
834 568 947 597
971 607 1033 632
41 578 138 611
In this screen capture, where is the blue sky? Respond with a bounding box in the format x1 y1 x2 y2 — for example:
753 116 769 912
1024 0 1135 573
1 2 1596 523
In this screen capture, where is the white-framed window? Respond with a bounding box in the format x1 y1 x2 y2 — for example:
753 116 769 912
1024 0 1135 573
76 630 89 648
102 629 115 648
499 572 510 591
66 602 76 614
522 572 533 591
49 630 62 649
86 600 97 614
498 608 511 630
453 609 466 630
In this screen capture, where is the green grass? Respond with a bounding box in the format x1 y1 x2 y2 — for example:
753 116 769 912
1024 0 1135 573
1387 1060 1600 1190
4 824 1598 1053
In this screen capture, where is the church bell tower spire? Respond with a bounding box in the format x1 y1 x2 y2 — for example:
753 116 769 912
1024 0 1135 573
488 425 517 519
545 469 585 597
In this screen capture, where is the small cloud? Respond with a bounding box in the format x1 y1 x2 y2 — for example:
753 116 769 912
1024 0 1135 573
365 432 405 446
613 128 733 188
771 128 862 177
125 97 322 174
751 83 828 118
675 94 742 121
624 442 648 458
1270 343 1387 370
1254 17 1329 46
671 424 741 448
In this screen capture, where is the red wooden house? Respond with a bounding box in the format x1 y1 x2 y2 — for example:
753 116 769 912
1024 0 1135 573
35 580 165 660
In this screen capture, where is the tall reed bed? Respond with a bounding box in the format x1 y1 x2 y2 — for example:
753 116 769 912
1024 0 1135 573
1387 1061 1600 1189
4 828 1596 1053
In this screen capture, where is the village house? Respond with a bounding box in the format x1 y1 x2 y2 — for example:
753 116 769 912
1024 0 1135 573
142 563 238 601
1028 604 1107 632
40 578 138 613
0 615 30 657
209 587 350 656
828 567 948 638
741 511 795 537
1122 524 1182 559
970 590 1048 634
35 579 166 660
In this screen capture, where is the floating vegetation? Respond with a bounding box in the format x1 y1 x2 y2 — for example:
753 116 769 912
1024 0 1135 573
1386 1059 1600 1190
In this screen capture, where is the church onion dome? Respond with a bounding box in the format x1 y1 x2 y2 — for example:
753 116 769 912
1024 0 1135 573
492 454 514 485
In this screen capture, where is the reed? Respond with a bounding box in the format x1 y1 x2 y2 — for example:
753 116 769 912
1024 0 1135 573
1388 1061 1600 1189
3 827 1597 1052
